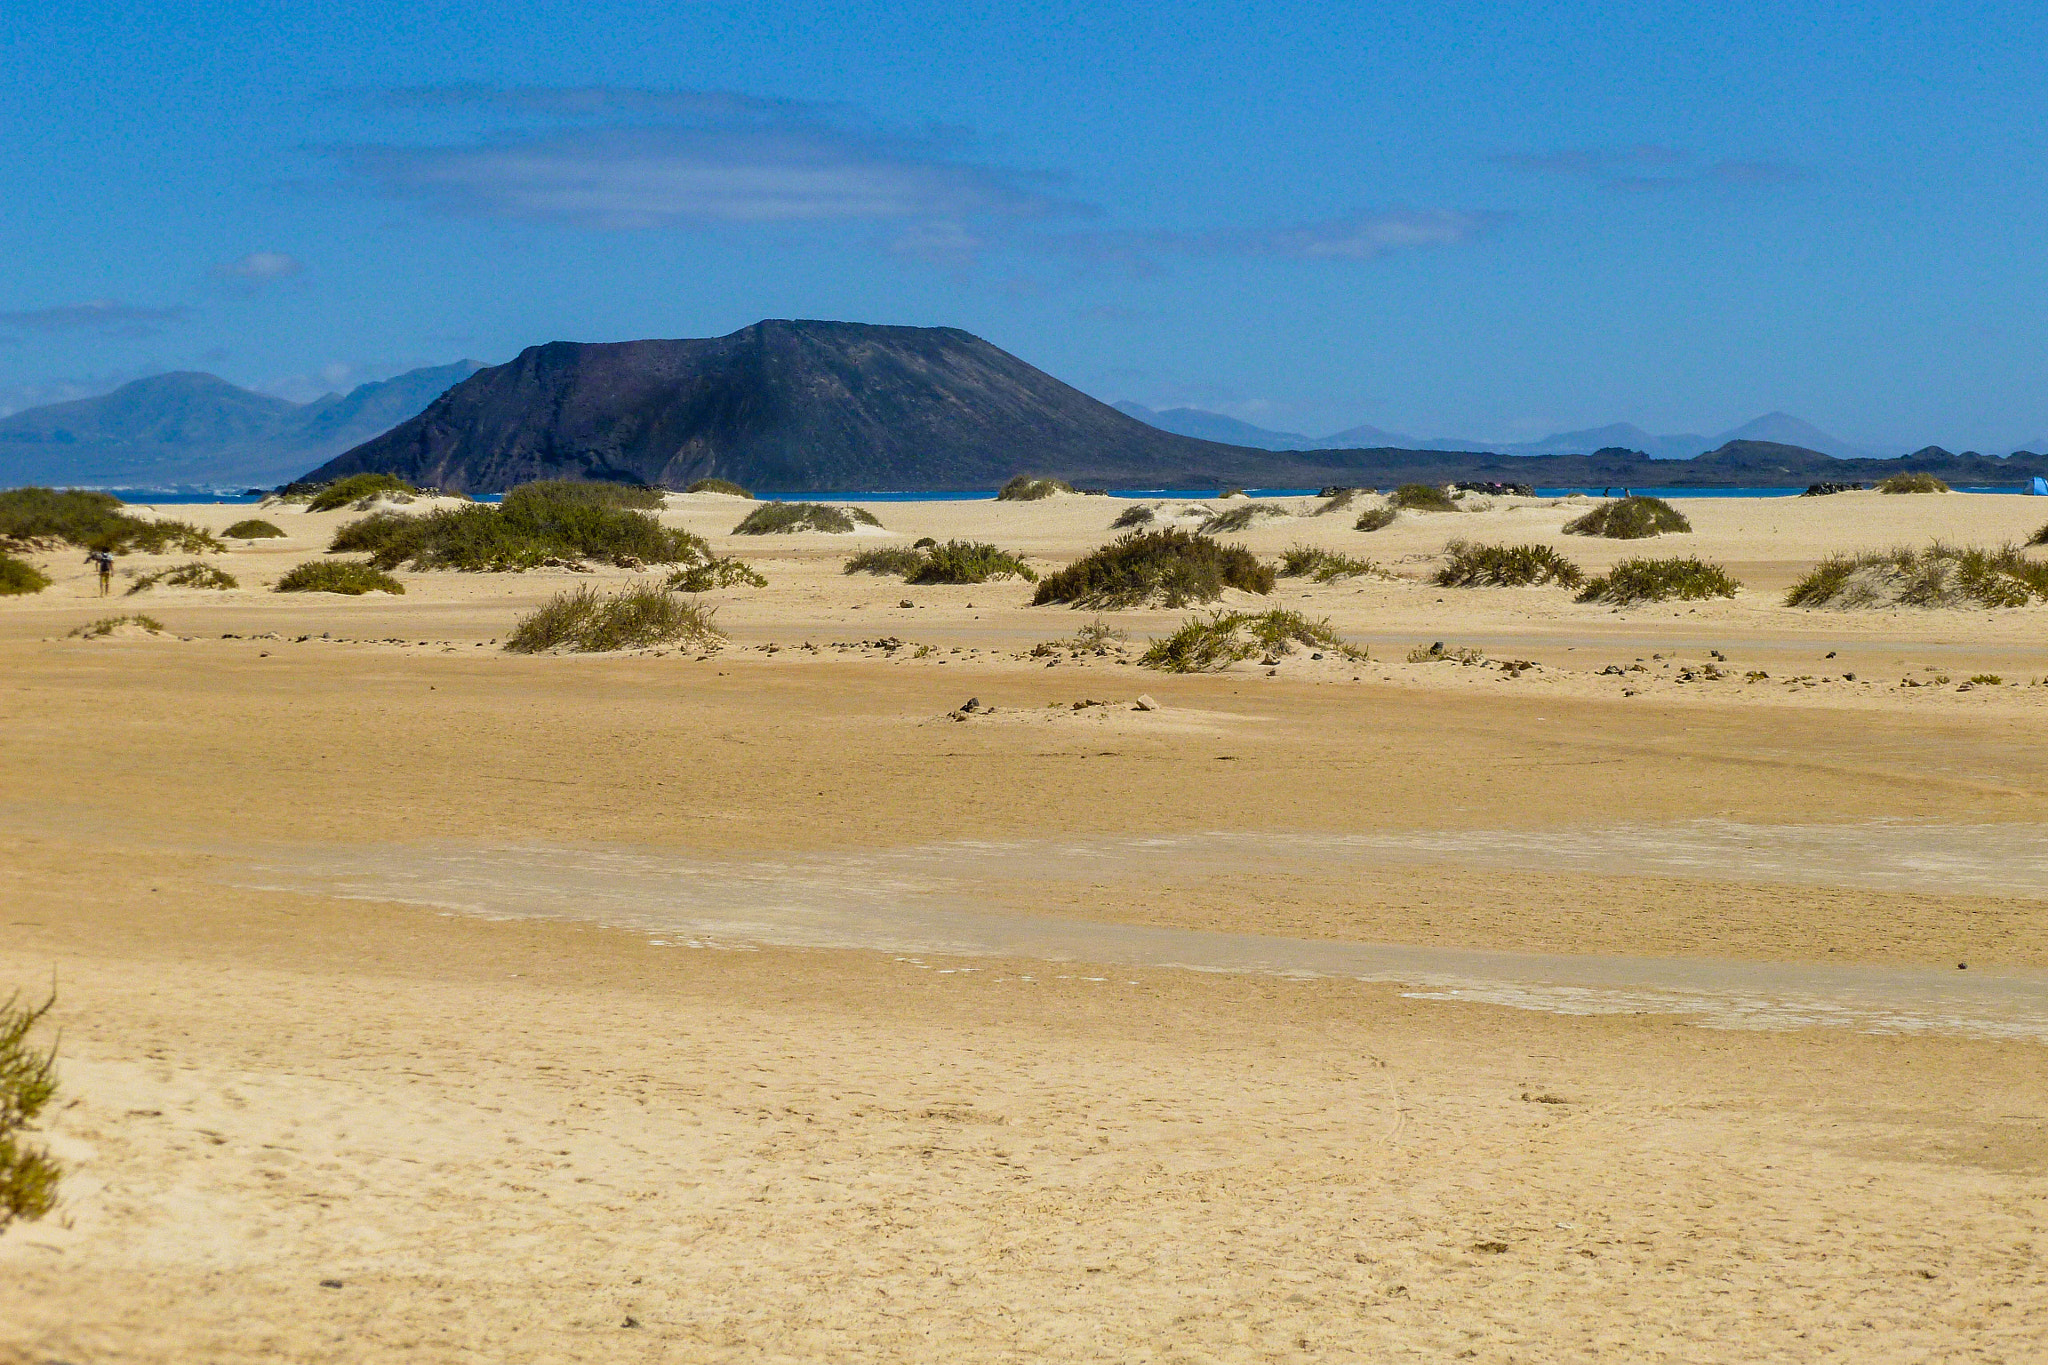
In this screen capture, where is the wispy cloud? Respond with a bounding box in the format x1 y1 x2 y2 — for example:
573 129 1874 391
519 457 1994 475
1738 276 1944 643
213 251 303 283
1489 145 1805 193
0 300 187 337
1225 209 1501 260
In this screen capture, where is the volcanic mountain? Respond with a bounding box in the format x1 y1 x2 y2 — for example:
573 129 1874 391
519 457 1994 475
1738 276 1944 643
304 321 1309 493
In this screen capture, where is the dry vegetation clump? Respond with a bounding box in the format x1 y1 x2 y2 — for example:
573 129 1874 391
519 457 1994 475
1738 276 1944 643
1198 503 1291 535
331 480 705 570
685 478 752 497
667 556 767 591
0 991 61 1232
0 554 49 596
1785 543 2048 609
1408 641 1488 664
305 473 423 511
504 584 722 653
1110 503 1157 529
1030 617 1132 659
1576 556 1740 605
127 561 238 593
1316 488 1363 513
1877 472 1950 494
1032 528 1276 609
1354 505 1399 532
0 487 221 555
1388 483 1458 512
223 518 285 539
1141 609 1365 672
1562 495 1692 539
843 546 928 576
275 561 404 595
1433 540 1586 589
1278 544 1379 581
733 502 882 534
69 613 164 637
997 475 1074 501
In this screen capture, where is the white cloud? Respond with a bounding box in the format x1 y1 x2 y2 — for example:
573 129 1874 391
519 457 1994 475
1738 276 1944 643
215 251 304 282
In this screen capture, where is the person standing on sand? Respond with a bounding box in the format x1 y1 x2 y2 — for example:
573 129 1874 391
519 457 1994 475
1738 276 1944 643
86 548 113 595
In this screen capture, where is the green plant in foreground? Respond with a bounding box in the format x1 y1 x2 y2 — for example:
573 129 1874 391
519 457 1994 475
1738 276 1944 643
733 502 882 535
276 561 404 595
685 478 753 497
69 614 164 637
505 584 723 653
0 991 60 1233
1576 556 1740 605
223 518 286 539
997 474 1074 501
1562 495 1692 539
1877 472 1950 494
127 561 238 593
1388 483 1458 512
1277 544 1379 581
1032 528 1275 609
668 556 767 591
0 554 50 596
1785 542 2048 609
1434 540 1585 589
1141 609 1364 672
1354 506 1398 532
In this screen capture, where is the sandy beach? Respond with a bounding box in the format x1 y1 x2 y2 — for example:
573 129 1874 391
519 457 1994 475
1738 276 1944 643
3 488 2046 1362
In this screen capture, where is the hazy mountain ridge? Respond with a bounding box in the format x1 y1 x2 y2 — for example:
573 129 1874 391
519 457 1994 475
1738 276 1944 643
0 361 484 486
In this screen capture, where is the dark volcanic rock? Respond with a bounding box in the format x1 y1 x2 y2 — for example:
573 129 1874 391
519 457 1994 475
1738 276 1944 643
303 321 1292 494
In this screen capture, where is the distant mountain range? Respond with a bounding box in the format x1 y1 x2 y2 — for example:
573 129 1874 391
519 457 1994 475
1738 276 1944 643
1114 402 1909 460
0 362 483 487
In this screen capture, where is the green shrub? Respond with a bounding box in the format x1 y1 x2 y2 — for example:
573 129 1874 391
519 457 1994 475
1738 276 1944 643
1786 543 2048 608
305 472 421 512
223 518 286 539
997 475 1073 501
505 478 663 511
127 561 238 593
1317 488 1362 514
1278 545 1379 581
1355 506 1398 532
1389 483 1457 512
331 483 704 571
69 613 164 637
844 546 929 576
1111 503 1156 529
685 478 753 497
909 540 1036 584
1562 495 1691 539
276 561 404 595
733 502 881 534
0 555 49 596
1877 472 1950 494
1199 504 1290 535
504 584 722 653
1032 528 1276 609
1969 673 2004 685
1434 540 1585 589
0 487 220 554
1576 556 1740 605
668 556 767 591
1141 608 1364 672
0 991 60 1232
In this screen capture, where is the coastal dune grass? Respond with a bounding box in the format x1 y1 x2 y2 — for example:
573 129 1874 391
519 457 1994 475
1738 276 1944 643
305 473 422 512
1877 472 1950 494
1141 608 1365 672
1576 556 1740 605
1388 483 1458 512
223 519 286 539
505 584 722 653
1110 504 1157 528
997 475 1073 501
1198 504 1290 535
276 561 404 595
685 478 752 497
1354 506 1399 532
331 479 705 570
667 556 767 591
1032 528 1275 609
0 991 61 1232
0 487 222 555
127 561 238 593
0 554 50 596
1562 495 1692 539
69 614 164 637
1786 543 2048 608
1434 540 1585 589
1278 545 1378 581
847 540 1036 584
733 502 882 535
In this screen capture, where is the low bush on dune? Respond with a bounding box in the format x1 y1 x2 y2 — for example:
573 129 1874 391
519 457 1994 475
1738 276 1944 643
667 556 767 591
127 561 238 593
1877 472 1950 494
1389 483 1458 512
223 518 285 539
1433 540 1585 589
1316 488 1363 514
1278 545 1379 581
844 546 927 576
0 554 49 596
505 584 722 653
844 541 1036 584
305 473 422 512
1032 528 1275 609
0 990 61 1232
998 474 1073 501
276 561 404 595
1785 543 2048 609
685 478 753 497
1576 556 1740 605
1141 608 1365 672
0 487 221 555
733 502 881 535
1110 503 1157 529
1354 505 1398 532
1198 504 1290 535
69 613 164 637
1562 495 1691 539
331 480 705 571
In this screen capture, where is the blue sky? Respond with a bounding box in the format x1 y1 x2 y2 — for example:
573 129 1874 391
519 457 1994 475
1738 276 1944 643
4 1 2046 449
